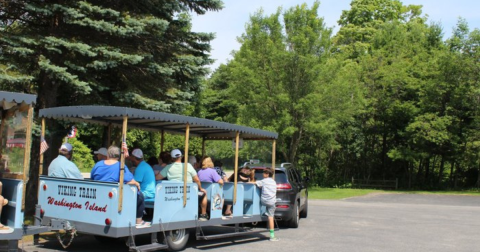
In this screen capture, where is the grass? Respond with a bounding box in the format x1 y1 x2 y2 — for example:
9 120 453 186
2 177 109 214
308 187 480 200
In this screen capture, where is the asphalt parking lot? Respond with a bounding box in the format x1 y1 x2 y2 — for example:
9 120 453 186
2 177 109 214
16 193 480 252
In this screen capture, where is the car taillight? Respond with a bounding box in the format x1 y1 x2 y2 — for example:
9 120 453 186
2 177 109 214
277 183 292 190
277 205 289 209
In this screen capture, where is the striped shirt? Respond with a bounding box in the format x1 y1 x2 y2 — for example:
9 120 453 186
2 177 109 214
255 177 276 206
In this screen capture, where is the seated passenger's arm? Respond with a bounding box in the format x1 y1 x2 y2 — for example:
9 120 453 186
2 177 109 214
127 179 141 191
155 173 164 180
217 178 224 186
193 175 207 194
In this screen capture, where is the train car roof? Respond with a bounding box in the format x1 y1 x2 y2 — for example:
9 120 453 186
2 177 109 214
39 106 278 140
0 91 36 109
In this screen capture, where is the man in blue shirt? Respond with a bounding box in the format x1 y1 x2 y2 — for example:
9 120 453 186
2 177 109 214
131 149 156 200
48 143 83 179
91 146 147 227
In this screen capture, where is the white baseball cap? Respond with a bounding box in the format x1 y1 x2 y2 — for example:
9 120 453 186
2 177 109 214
94 147 108 156
132 148 143 158
60 143 73 152
171 149 182 158
188 156 197 166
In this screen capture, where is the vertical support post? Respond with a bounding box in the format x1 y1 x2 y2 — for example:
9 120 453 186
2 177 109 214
21 106 33 211
272 139 276 179
183 124 190 207
37 118 46 199
0 111 5 155
395 178 398 190
160 130 165 153
202 137 206 158
233 132 240 205
118 116 128 212
107 123 112 146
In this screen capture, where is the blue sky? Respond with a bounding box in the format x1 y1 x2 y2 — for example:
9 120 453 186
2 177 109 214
191 0 480 71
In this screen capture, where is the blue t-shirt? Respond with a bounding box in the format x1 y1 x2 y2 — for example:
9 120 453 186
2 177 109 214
133 161 156 199
48 155 83 180
91 160 134 183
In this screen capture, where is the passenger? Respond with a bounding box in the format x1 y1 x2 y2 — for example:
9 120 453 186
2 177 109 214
197 157 224 186
94 147 108 161
224 165 255 216
189 155 200 172
0 182 9 231
90 146 147 227
152 151 170 179
254 168 278 241
213 160 227 180
48 143 83 179
147 156 158 167
156 149 208 221
130 149 156 200
228 165 255 183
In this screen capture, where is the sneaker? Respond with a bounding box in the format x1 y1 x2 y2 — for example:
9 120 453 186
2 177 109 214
135 221 151 228
199 214 209 221
269 237 280 242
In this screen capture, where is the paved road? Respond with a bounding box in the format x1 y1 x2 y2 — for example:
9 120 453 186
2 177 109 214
18 193 480 252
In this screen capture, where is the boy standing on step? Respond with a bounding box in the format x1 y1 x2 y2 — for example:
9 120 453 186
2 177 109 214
255 168 279 241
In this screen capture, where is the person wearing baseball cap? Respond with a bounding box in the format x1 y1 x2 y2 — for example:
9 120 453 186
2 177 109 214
94 147 108 161
156 149 209 221
48 142 83 179
130 148 156 200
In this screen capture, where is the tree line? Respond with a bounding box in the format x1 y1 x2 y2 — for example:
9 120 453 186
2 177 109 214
203 0 480 189
1 0 480 195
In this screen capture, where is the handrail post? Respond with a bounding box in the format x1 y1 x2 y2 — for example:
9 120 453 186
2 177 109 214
38 118 46 199
272 139 276 179
107 123 112 146
118 116 128 212
183 124 190 207
160 130 165 153
233 132 240 205
21 106 34 211
202 137 206 158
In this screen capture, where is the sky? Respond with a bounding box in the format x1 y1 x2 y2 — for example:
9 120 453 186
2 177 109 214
191 0 480 71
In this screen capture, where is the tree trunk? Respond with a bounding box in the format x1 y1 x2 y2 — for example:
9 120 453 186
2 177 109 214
449 161 455 187
424 157 430 183
415 158 423 186
25 72 61 214
438 155 445 187
476 164 480 188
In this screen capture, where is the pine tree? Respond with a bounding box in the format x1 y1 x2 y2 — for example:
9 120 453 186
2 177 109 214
0 0 222 112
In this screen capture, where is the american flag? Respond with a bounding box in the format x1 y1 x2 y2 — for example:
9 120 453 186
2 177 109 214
122 139 129 157
40 136 49 155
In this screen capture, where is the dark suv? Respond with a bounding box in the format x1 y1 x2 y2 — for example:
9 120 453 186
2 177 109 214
252 163 308 228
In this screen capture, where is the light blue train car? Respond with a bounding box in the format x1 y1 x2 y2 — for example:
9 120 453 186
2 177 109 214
0 91 49 251
37 106 279 251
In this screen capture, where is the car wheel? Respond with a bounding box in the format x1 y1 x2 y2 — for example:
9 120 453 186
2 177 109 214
287 201 299 228
164 229 190 251
300 198 308 218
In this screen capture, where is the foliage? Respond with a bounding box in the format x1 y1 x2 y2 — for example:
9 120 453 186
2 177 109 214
0 0 222 112
68 137 95 173
205 0 480 190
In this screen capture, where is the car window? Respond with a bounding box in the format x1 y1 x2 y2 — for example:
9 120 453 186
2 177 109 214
254 171 264 181
274 171 288 184
292 169 301 183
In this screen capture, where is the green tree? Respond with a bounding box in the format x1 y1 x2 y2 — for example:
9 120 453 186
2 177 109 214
226 2 333 163
0 0 222 111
